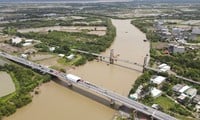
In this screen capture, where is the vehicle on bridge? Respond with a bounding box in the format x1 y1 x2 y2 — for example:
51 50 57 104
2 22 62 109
66 74 82 83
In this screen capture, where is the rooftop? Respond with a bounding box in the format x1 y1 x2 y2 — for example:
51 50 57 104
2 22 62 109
179 85 190 93
151 87 162 98
150 76 166 85
172 84 185 92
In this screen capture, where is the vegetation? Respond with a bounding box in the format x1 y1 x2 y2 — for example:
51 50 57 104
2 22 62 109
151 49 200 82
131 19 161 42
0 64 51 119
15 18 115 66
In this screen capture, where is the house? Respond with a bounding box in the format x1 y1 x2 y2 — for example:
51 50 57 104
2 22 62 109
150 75 166 87
129 93 139 100
21 54 28 59
49 47 56 52
58 54 65 57
190 27 200 40
184 88 197 99
172 27 183 36
168 44 185 54
195 102 200 112
11 37 22 44
158 63 171 72
22 43 32 47
177 94 187 103
193 95 200 104
67 54 75 60
178 85 190 93
172 84 185 94
151 87 162 98
152 104 161 110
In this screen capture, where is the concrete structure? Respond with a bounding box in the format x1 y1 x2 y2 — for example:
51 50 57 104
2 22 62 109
151 88 162 98
172 84 185 93
22 43 32 47
177 94 187 103
179 85 190 93
158 63 171 72
130 93 139 100
49 47 55 52
152 104 160 110
0 51 177 120
21 54 28 59
193 95 200 104
168 44 185 54
67 54 75 60
11 37 22 44
150 76 166 86
195 102 200 112
184 88 197 98
58 54 65 57
190 27 200 40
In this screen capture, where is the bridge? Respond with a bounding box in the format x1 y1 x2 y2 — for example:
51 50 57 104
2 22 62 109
0 51 176 120
72 49 200 85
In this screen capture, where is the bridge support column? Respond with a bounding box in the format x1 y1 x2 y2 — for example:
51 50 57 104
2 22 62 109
99 56 103 61
142 54 148 73
110 49 114 64
110 99 115 107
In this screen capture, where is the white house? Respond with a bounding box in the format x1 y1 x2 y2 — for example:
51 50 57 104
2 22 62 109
22 43 32 47
150 76 166 86
67 54 75 60
58 54 65 57
184 88 197 99
21 54 28 59
158 63 171 72
178 85 190 93
49 47 56 52
129 93 139 100
151 87 162 98
11 37 22 44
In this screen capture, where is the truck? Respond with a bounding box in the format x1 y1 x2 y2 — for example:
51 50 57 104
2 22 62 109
66 74 81 83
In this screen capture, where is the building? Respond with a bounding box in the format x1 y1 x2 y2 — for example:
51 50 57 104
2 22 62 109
22 43 32 47
172 27 183 36
49 47 56 52
150 76 166 86
158 63 171 72
184 88 197 99
58 54 65 57
129 93 139 100
190 27 200 41
193 95 200 104
152 104 161 110
178 85 190 94
177 94 187 103
168 44 185 54
172 84 185 93
21 54 28 59
67 54 75 60
11 37 22 44
151 87 162 98
195 102 200 112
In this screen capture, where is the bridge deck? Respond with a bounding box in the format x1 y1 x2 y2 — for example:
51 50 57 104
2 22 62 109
0 52 176 120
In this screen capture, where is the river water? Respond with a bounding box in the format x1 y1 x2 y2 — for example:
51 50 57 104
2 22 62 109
5 19 149 120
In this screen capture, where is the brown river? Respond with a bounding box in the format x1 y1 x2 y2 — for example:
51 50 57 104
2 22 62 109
5 19 149 120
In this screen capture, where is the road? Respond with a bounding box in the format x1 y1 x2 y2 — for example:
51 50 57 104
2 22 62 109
0 51 177 120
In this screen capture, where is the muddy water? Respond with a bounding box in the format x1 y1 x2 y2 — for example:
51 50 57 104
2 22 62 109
70 19 149 95
5 19 149 120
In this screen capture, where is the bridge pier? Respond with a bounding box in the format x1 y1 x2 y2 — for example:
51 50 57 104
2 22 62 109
110 99 115 107
110 49 114 64
142 54 148 73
